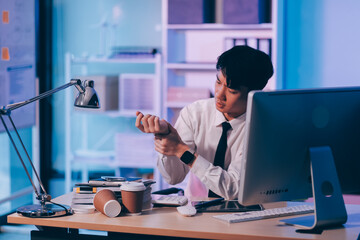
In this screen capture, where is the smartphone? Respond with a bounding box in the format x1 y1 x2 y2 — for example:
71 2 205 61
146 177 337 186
192 200 263 213
101 176 126 181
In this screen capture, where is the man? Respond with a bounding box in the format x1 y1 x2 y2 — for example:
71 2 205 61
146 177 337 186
135 46 273 200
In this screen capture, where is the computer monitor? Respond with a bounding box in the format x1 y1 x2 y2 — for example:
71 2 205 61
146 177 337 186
238 87 360 231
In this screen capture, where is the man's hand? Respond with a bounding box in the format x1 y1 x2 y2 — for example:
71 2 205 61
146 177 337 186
154 124 189 158
135 111 169 135
135 111 190 159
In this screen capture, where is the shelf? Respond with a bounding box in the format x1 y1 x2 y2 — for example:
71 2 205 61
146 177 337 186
166 63 217 70
166 101 193 109
167 23 273 31
105 110 157 118
64 51 162 192
69 54 160 64
73 109 138 118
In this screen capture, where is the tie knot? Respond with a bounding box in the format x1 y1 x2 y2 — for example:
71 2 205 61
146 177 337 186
222 122 231 132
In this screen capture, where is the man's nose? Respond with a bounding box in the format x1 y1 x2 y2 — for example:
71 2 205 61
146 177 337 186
217 86 226 100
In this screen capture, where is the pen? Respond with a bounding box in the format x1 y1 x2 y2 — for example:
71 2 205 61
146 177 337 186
194 198 224 209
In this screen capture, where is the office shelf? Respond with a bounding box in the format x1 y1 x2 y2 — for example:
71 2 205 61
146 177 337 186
166 23 273 31
162 0 278 125
70 56 159 64
161 0 278 191
166 63 216 70
63 52 162 192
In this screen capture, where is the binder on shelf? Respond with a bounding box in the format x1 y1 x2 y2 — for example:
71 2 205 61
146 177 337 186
257 38 272 57
222 0 271 24
168 0 215 24
246 38 258 49
223 37 272 57
224 38 247 51
235 39 247 47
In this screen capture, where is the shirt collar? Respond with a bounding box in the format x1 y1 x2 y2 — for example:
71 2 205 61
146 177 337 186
214 109 246 129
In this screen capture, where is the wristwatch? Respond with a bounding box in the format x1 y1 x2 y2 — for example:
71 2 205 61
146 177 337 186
180 150 196 165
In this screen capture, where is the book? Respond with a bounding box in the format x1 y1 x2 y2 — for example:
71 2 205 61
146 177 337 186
72 193 96 199
73 185 97 194
72 182 153 211
72 188 96 206
72 198 94 204
88 178 155 187
88 177 141 187
109 47 158 59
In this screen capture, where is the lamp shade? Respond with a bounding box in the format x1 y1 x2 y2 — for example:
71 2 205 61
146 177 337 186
74 80 100 108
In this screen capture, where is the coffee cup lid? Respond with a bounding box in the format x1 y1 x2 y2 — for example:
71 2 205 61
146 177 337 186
120 182 146 191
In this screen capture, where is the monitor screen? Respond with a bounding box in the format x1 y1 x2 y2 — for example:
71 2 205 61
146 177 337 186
238 87 360 206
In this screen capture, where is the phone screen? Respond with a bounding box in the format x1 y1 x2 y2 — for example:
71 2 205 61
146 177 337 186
101 176 126 181
192 200 263 212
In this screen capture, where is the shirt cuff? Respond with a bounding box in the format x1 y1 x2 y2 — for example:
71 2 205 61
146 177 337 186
190 154 212 181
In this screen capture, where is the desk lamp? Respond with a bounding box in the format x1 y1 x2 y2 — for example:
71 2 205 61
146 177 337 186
0 79 100 217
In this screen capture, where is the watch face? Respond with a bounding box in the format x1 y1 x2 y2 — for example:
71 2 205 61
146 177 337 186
180 151 194 164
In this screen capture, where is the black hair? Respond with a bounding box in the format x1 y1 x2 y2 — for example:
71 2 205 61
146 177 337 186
216 45 274 91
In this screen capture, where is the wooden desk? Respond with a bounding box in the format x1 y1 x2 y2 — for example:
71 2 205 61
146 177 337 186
7 193 360 240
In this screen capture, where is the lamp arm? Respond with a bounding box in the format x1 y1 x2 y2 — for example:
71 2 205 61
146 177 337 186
0 114 43 198
2 79 82 113
0 79 83 203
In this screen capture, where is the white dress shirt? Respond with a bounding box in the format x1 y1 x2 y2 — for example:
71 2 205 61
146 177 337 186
157 98 246 200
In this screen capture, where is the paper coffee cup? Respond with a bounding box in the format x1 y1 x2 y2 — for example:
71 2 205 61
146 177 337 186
93 189 121 218
120 182 146 216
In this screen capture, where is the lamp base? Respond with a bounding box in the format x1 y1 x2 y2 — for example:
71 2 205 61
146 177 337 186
17 203 72 218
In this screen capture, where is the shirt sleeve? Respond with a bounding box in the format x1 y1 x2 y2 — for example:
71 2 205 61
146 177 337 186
156 106 195 185
190 150 243 200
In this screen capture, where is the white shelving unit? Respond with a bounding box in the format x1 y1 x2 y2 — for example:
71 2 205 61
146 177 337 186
63 53 162 192
162 0 278 125
161 0 278 189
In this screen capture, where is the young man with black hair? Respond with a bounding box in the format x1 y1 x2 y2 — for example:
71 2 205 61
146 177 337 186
135 46 273 200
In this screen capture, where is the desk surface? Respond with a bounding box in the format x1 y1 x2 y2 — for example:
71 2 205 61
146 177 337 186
7 193 360 240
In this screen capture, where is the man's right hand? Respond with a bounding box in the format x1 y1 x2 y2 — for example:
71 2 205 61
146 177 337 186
135 111 194 164
135 111 170 135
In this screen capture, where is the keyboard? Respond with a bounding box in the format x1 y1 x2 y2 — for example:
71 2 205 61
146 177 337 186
152 195 188 206
213 204 314 223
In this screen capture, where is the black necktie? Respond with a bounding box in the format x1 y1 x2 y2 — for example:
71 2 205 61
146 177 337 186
209 122 232 198
214 122 232 169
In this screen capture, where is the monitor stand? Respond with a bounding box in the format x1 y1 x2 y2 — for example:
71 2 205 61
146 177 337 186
280 146 347 231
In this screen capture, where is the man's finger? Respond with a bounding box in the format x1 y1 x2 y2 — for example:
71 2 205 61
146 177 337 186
135 112 145 132
148 115 156 132
154 116 161 132
142 114 151 132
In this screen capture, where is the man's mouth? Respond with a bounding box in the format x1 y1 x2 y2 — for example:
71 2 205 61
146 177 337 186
216 100 225 108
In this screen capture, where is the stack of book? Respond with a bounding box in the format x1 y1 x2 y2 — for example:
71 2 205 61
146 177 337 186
142 184 153 210
71 177 156 214
71 185 96 214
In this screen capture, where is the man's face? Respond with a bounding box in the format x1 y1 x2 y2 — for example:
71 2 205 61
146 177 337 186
214 71 248 120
